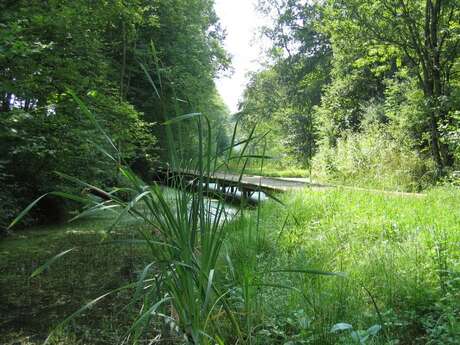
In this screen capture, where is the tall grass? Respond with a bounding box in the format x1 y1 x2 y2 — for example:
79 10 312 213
9 93 250 343
9 85 332 344
312 124 435 192
227 187 460 344
8 55 345 343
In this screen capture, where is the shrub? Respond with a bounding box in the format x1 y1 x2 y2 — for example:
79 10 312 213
0 94 157 229
312 123 435 191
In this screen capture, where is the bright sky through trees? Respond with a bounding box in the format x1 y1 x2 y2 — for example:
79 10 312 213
214 0 269 113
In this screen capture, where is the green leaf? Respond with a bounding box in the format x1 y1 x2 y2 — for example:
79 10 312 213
44 283 137 344
31 248 76 278
367 324 381 336
8 194 49 229
126 296 172 340
139 62 161 99
202 269 215 311
163 112 202 125
8 190 96 230
133 262 155 302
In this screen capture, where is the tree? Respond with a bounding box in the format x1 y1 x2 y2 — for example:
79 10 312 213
123 0 231 160
0 0 230 227
324 0 460 171
238 0 332 165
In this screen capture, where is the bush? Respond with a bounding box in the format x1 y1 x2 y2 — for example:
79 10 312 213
0 94 157 229
312 123 435 191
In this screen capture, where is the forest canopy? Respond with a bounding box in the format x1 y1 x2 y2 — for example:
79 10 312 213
1 1 460 344
1 0 459 228
239 0 460 190
0 0 231 228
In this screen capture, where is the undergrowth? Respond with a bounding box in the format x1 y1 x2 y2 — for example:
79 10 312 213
312 124 435 192
224 187 460 344
2 187 459 344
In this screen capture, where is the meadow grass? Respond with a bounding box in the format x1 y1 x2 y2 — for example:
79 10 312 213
224 160 309 178
3 187 458 344
222 187 460 344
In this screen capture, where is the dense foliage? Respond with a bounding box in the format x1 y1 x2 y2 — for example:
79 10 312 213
3 188 459 344
1 1 459 344
239 0 460 190
0 0 230 228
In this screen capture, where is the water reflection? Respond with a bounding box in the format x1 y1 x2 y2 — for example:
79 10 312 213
207 183 268 202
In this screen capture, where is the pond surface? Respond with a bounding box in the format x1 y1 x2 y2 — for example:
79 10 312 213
206 182 268 202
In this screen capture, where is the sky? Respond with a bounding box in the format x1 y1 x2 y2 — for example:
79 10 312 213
214 0 270 114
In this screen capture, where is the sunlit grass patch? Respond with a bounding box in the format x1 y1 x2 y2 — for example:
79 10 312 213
224 187 460 344
2 187 459 344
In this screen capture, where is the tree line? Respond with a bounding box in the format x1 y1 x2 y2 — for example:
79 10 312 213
0 0 230 228
239 0 459 190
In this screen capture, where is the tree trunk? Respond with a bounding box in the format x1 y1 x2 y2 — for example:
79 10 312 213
1 93 11 112
427 101 444 171
424 0 445 172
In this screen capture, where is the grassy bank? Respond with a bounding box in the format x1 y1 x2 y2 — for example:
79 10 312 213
224 187 460 344
224 161 309 178
1 187 459 344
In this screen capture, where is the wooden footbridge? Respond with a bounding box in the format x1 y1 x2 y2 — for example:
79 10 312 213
153 168 326 201
153 168 424 201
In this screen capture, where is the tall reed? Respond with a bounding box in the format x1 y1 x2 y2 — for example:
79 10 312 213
9 85 273 344
10 59 338 343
